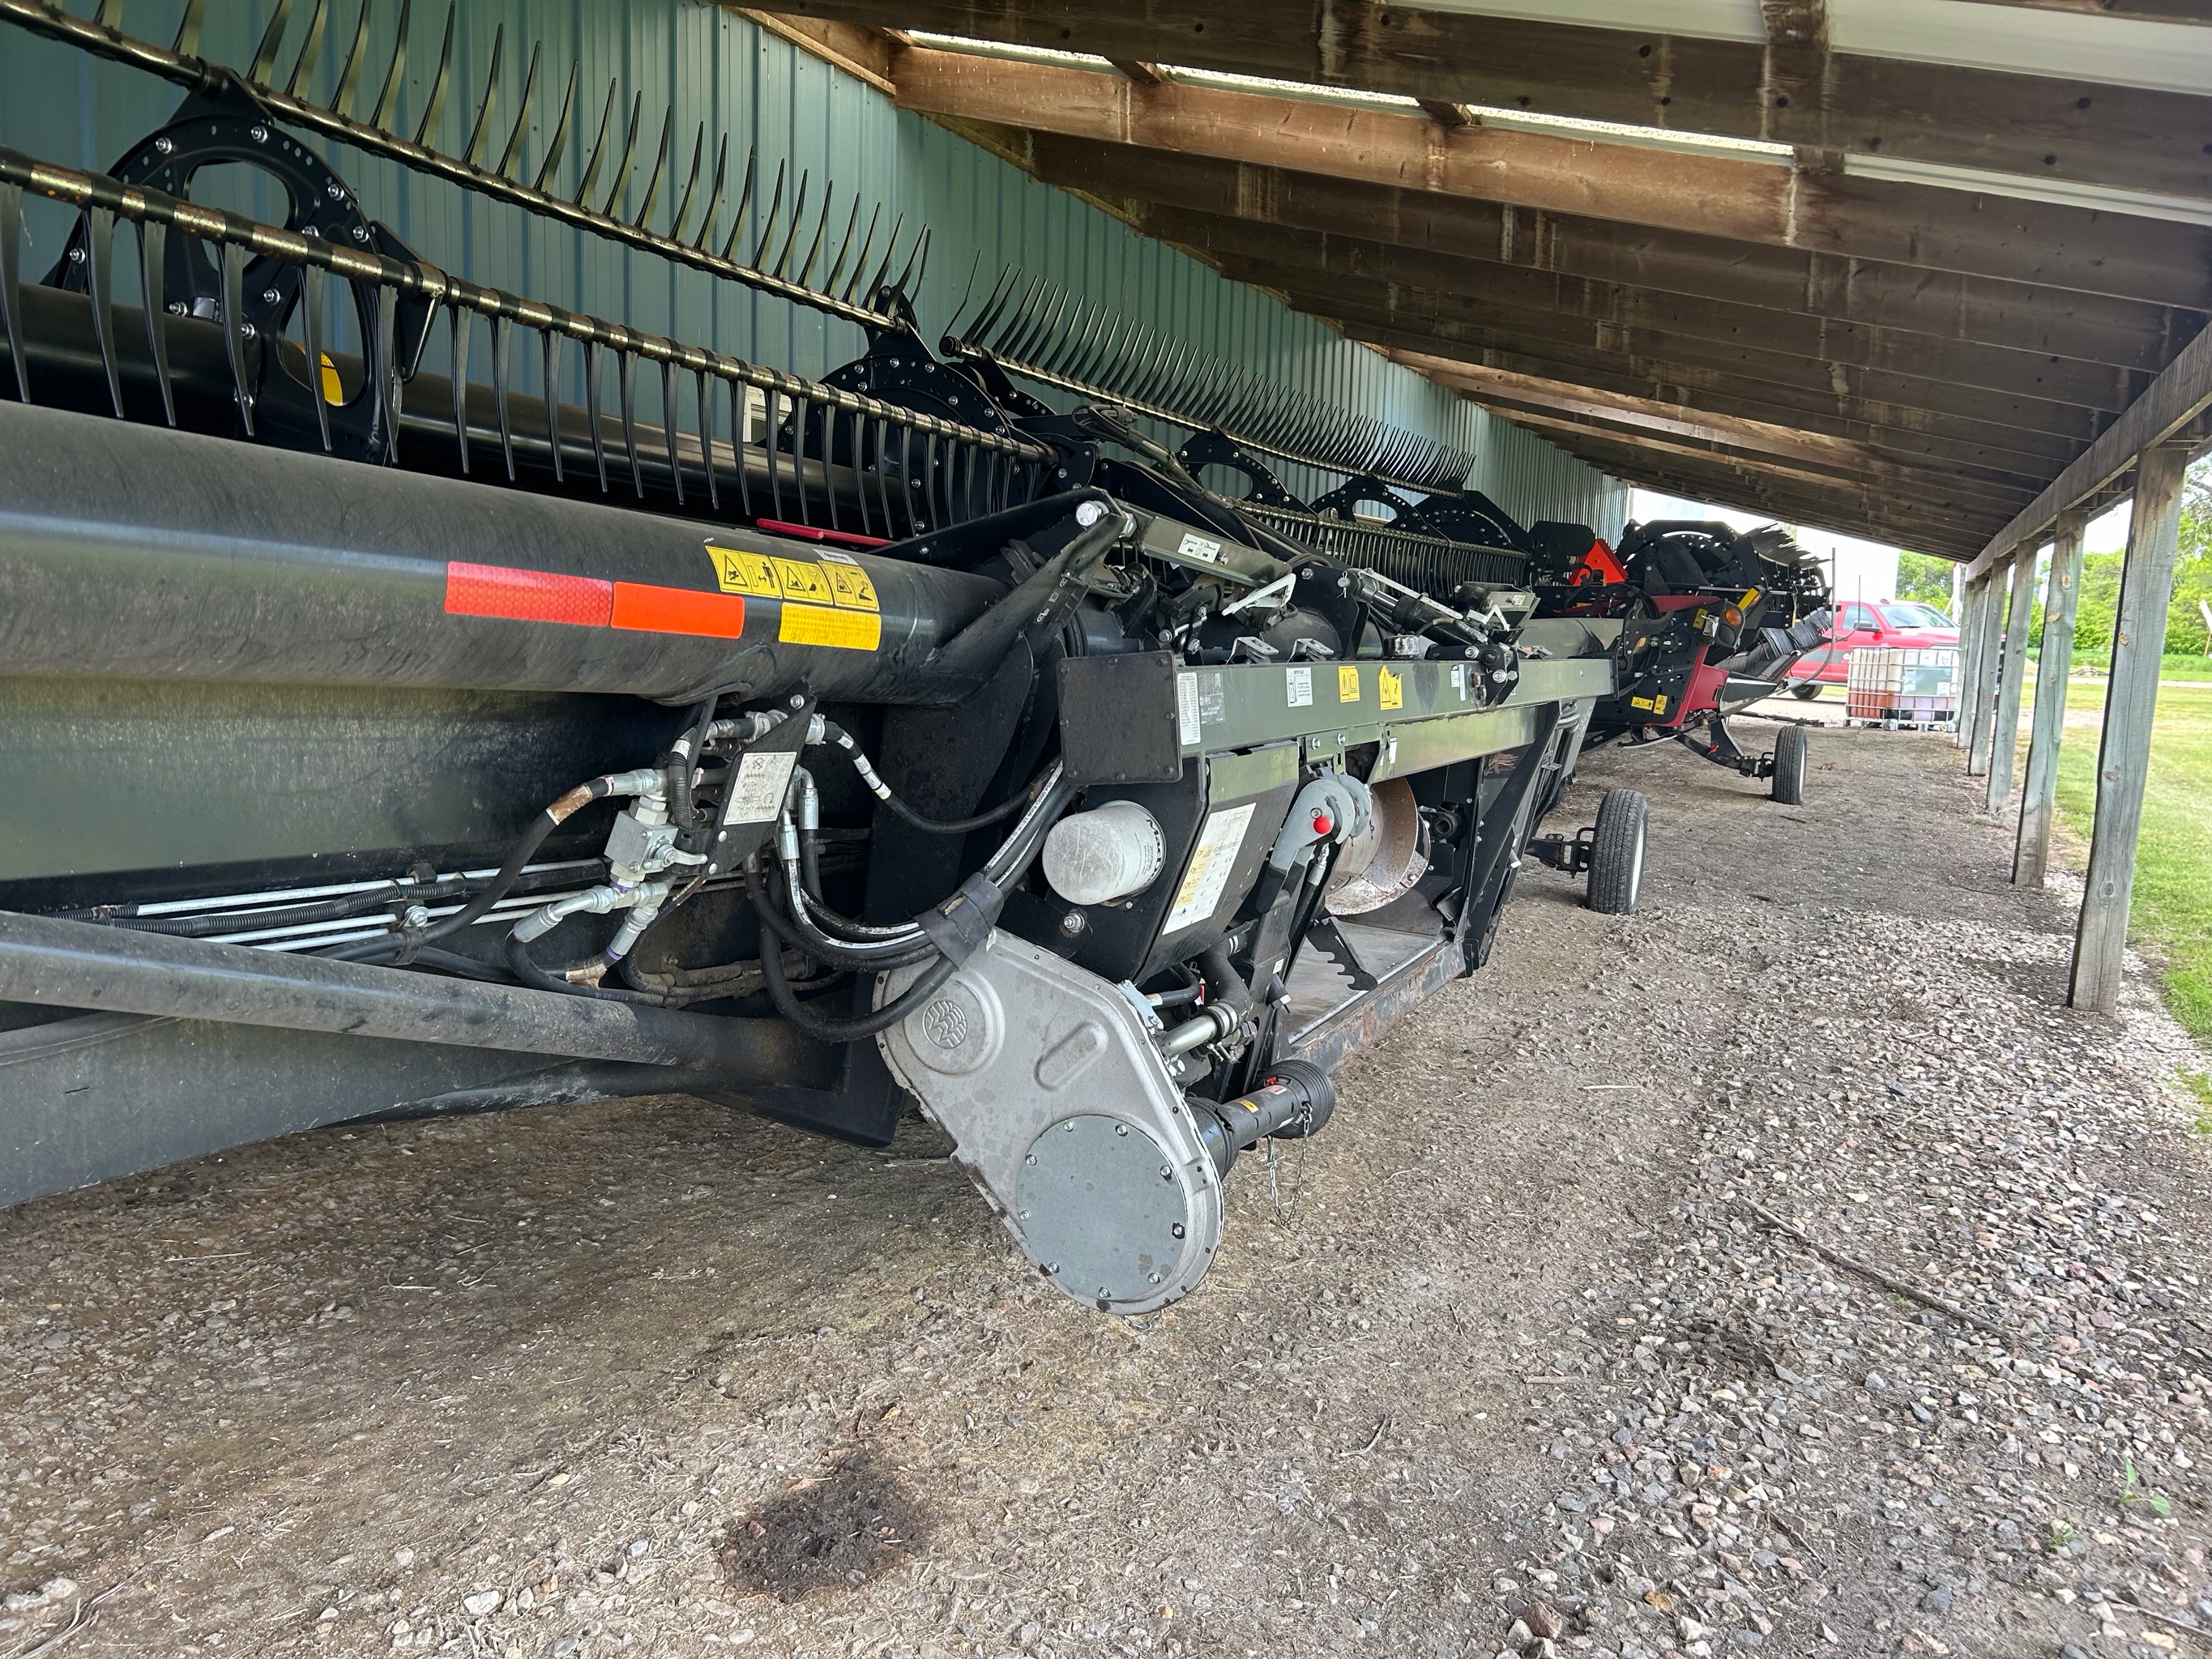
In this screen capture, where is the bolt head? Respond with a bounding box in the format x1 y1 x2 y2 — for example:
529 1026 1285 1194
1059 911 1084 936
250 125 269 143
1171 1223 1186 1239
261 287 282 305
1113 1123 1128 1137
154 135 173 155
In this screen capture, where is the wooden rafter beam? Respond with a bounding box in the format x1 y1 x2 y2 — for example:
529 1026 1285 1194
1381 351 2048 493
1151 211 2154 405
1962 293 2212 575
883 46 2212 310
734 8 897 93
769 2 2212 203
1327 327 2088 477
1543 432 1998 555
1028 135 2204 375
1248 286 2118 443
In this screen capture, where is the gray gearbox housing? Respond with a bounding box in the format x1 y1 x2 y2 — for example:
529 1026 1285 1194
877 929 1226 1314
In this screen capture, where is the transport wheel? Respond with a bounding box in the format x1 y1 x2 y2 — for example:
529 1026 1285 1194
1791 683 1823 701
1585 788 1647 916
1771 723 1809 804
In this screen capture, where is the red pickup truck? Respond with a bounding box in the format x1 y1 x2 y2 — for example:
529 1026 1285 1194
1785 599 1959 697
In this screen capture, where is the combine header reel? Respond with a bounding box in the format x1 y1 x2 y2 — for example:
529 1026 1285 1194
0 2 1648 1313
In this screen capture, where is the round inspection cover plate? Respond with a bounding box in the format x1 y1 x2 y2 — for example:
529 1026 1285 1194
1016 1115 1195 1311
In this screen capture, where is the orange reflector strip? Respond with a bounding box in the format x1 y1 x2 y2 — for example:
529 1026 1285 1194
444 561 613 626
609 582 747 638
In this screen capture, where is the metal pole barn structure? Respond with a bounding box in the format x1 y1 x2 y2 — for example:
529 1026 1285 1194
754 0 2212 1017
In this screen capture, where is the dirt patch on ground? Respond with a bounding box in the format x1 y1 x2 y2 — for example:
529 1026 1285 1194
2 722 2208 1659
720 1446 929 1603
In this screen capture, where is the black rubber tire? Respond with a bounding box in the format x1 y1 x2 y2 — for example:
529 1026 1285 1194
1585 788 1647 916
1771 723 1809 804
1790 683 1823 702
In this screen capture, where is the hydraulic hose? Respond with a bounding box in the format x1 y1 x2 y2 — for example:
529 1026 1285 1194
755 927 961 1043
817 719 1040 836
416 774 619 945
505 933 667 1005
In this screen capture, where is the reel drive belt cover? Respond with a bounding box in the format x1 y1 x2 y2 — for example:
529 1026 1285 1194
876 930 1225 1314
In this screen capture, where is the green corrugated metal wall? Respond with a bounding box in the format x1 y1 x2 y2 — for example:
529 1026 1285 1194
2 0 1625 536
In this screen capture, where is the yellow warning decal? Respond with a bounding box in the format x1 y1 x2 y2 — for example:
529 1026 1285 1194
707 544 784 598
818 550 880 612
771 557 834 605
1654 693 1669 714
1336 664 1361 703
1629 695 1656 711
1377 667 1403 711
779 603 881 650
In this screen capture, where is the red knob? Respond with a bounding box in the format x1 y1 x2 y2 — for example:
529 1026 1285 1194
1312 812 1334 835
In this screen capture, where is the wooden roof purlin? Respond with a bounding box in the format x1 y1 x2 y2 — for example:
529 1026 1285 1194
749 2 2212 557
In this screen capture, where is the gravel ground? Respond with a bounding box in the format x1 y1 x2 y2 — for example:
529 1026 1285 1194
4 722 2210 1659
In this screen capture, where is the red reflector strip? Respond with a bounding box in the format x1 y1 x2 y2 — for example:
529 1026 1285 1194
444 561 613 627
752 518 892 549
609 582 747 638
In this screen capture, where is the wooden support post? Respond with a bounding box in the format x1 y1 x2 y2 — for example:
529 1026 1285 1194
2069 441 2193 1014
2014 511 2087 887
1954 572 1989 750
1985 544 2039 813
1965 568 2008 777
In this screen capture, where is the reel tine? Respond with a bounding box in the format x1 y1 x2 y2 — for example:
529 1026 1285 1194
891 224 928 303
815 400 839 531
964 262 1022 344
600 92 644 219
730 377 754 518
868 416 892 536
219 241 255 436
250 0 297 83
284 0 331 97
667 123 707 243
449 301 471 474
661 358 683 508
793 182 834 287
846 408 869 539
138 218 174 425
690 134 728 252
718 148 758 262
630 105 675 232
460 25 504 168
797 394 818 527
573 79 618 207
412 3 458 149
694 366 717 513
770 171 809 279
173 0 207 57
532 61 580 194
749 161 787 269
540 329 564 483
369 0 411 130
763 387 784 523
373 281 399 460
618 347 643 497
497 41 542 180
837 203 880 301
945 249 983 337
822 195 862 296
300 260 331 450
861 211 903 305
1005 281 1064 367
583 339 608 492
84 207 124 418
491 313 514 479
94 0 122 27
992 273 1048 356
332 0 374 119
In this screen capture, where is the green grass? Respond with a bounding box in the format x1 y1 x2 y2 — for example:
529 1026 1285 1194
2043 680 2212 1040
2184 1072 2212 1136
2056 654 2212 682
